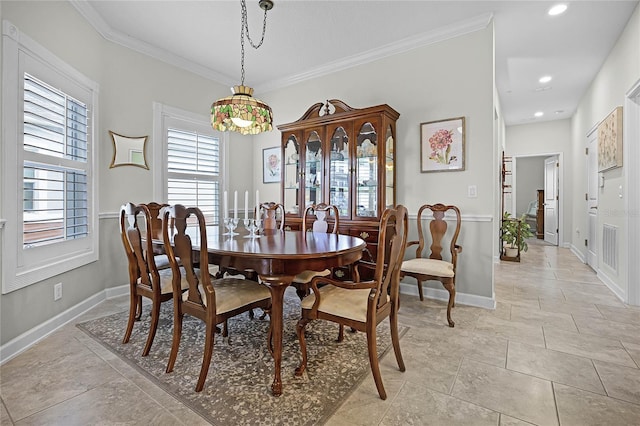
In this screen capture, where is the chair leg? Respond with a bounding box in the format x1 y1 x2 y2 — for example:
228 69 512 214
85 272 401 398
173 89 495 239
165 312 183 373
295 318 311 376
222 320 229 338
135 295 143 320
416 278 424 301
366 324 386 400
337 324 345 342
122 290 137 344
195 322 215 392
444 282 456 327
142 298 160 356
390 301 405 372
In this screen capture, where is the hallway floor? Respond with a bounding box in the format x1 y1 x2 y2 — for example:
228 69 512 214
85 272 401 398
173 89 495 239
2 241 640 425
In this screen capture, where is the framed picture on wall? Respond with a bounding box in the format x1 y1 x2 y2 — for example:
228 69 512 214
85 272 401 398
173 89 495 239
263 146 281 183
420 116 465 172
597 106 623 172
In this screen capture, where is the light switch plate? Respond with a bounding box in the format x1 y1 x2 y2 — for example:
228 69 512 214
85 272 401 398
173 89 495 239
468 185 477 198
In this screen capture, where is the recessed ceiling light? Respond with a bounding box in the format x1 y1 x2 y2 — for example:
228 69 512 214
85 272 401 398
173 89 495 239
534 111 544 117
539 75 552 83
548 4 568 16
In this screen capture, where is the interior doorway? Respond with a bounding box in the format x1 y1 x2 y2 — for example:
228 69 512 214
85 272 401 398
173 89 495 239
586 128 598 270
511 153 563 247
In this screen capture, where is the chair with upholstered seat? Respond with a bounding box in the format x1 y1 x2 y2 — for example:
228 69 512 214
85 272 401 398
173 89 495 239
162 204 272 392
119 202 190 356
400 203 462 327
292 203 340 297
295 205 408 400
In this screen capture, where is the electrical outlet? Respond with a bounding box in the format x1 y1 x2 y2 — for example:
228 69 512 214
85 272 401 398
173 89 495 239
54 283 62 301
467 185 477 198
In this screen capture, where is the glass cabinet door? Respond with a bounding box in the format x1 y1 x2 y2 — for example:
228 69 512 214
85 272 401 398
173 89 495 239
283 134 300 214
355 122 378 218
385 125 395 209
304 130 323 208
328 126 350 217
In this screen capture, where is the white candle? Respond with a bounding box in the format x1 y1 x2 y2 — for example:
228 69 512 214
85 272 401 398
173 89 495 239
223 191 228 219
244 190 249 219
233 191 238 220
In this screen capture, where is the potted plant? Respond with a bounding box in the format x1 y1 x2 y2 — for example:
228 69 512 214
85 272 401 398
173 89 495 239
501 211 534 257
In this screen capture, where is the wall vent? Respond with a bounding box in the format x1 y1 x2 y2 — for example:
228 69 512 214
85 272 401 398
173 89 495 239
602 224 618 272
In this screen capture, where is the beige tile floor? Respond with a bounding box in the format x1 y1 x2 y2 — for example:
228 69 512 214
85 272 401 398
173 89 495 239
2 240 640 425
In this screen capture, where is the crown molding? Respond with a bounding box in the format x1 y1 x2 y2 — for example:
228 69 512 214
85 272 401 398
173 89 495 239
70 0 491 93
69 0 236 86
256 12 493 93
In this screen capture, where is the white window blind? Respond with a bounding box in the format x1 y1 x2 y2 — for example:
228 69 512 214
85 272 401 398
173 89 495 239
167 128 220 225
2 21 98 293
23 74 89 248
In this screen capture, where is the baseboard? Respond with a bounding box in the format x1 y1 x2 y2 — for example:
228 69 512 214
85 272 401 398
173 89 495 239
106 284 129 298
569 244 586 263
0 284 128 365
400 282 496 310
596 270 626 303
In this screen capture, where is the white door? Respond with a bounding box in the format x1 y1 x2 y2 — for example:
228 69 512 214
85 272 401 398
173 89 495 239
587 130 598 269
544 156 559 245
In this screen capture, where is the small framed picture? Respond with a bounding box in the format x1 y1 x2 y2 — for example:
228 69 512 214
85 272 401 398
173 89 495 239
420 116 465 172
263 146 281 183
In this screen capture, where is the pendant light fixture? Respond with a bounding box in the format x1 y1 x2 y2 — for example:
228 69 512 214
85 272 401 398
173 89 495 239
211 0 274 135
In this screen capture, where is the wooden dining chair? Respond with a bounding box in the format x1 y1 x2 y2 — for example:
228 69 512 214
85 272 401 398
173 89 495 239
143 202 171 270
162 204 272 392
259 202 285 230
295 205 408 400
400 203 462 327
292 203 340 297
119 202 189 356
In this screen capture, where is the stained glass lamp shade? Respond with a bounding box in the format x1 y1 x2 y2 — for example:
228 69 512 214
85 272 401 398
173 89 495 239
211 85 273 136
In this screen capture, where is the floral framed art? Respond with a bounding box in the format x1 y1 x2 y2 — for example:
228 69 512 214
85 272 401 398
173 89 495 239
420 116 465 172
263 146 281 183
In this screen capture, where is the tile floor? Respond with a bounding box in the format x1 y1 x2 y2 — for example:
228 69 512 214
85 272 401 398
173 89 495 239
2 240 640 425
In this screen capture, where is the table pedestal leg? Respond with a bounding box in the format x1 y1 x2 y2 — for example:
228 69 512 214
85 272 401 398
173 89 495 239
260 276 292 397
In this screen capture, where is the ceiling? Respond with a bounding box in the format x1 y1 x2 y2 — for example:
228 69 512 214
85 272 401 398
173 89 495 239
71 0 638 126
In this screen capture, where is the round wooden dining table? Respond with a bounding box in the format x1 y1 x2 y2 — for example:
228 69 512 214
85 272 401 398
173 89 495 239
204 228 366 396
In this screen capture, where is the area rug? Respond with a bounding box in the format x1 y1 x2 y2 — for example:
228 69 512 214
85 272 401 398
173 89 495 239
77 288 407 426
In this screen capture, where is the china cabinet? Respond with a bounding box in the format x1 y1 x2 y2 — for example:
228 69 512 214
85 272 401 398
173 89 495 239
277 99 399 277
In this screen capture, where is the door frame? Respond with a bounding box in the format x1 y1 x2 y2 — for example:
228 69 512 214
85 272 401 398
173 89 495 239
511 152 564 247
586 126 598 269
625 79 640 306
544 155 560 245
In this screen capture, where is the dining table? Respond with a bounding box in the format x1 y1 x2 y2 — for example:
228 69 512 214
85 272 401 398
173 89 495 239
190 227 366 396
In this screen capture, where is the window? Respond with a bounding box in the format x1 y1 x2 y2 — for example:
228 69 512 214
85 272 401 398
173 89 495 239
153 104 225 225
2 22 99 293
23 74 89 248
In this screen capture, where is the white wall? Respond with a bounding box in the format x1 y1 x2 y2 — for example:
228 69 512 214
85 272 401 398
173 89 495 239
505 119 572 245
253 25 497 303
571 4 640 300
0 1 231 345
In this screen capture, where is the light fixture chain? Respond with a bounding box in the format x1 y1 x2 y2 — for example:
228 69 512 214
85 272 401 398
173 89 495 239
239 0 269 85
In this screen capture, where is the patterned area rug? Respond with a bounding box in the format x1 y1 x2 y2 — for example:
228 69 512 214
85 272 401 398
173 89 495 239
77 288 407 426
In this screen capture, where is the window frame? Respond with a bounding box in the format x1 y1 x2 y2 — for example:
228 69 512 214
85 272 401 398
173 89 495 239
152 102 227 218
1 21 99 294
